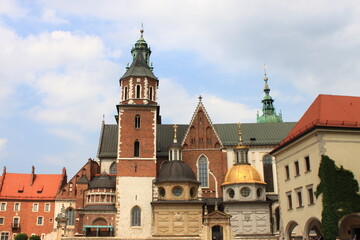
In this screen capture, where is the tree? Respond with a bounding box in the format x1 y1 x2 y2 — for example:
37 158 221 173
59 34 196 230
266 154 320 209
316 155 360 240
29 235 41 240
14 233 28 240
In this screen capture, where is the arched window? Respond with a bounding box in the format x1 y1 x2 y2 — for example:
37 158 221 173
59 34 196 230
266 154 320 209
109 162 117 174
263 154 274 192
65 207 75 226
136 85 141 98
135 115 140 128
134 140 140 157
124 86 128 100
131 206 141 226
149 86 153 100
198 156 209 188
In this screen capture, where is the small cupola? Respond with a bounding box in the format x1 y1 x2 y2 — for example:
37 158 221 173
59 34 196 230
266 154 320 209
154 160 200 201
234 123 249 164
168 124 182 161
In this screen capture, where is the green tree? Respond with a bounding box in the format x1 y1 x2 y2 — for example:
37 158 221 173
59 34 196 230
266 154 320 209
316 155 360 240
29 235 40 240
14 233 28 240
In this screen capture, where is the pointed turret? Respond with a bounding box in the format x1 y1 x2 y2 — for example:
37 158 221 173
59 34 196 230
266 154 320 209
257 67 283 123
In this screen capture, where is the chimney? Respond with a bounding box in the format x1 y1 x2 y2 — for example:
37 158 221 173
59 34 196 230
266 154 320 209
31 165 35 186
0 166 6 192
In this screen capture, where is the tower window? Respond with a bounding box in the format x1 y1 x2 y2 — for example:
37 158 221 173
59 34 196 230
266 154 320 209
109 162 117 174
131 206 141 226
65 208 75 226
135 115 141 128
149 86 153 100
134 140 140 157
136 85 141 98
263 155 274 192
124 86 128 100
198 156 209 188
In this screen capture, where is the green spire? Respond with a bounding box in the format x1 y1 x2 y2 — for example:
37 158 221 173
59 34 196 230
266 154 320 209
257 68 283 123
120 27 157 80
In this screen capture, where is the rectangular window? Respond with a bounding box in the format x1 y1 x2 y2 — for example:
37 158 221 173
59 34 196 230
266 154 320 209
13 217 19 228
286 192 292 210
305 156 311 172
1 232 9 240
297 191 303 207
0 218 4 225
0 203 6 211
44 203 50 212
37 217 43 226
285 165 290 180
33 203 39 212
308 186 315 205
294 161 300 176
14 203 20 212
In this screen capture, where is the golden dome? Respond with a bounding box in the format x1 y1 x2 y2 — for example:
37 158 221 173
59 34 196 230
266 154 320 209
222 164 266 186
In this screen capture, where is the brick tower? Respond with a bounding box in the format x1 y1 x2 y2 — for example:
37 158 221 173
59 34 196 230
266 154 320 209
115 29 159 237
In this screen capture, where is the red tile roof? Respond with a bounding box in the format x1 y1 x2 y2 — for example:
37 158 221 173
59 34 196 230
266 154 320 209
279 94 360 148
0 173 63 200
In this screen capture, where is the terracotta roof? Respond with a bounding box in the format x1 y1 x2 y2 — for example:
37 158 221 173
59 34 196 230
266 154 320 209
0 173 63 200
278 94 360 148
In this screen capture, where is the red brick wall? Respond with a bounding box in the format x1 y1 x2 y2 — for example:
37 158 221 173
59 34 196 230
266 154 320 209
118 159 156 177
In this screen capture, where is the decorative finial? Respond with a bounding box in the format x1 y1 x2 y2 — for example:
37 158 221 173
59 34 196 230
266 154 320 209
198 95 202 102
173 124 178 143
102 114 105 122
238 122 243 145
264 64 268 81
140 23 144 38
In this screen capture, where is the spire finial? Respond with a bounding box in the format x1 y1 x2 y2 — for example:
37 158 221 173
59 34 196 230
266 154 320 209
102 114 105 122
264 64 268 81
140 23 144 38
173 124 178 143
198 95 202 102
237 122 243 145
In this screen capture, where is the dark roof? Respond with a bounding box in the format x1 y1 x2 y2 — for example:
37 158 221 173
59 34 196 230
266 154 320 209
154 160 199 184
76 175 89 184
82 205 116 211
120 50 157 80
88 174 116 189
97 122 296 159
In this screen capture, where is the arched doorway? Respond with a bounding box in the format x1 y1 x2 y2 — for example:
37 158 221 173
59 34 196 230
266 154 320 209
212 225 223 240
285 221 302 240
304 217 322 240
339 213 360 240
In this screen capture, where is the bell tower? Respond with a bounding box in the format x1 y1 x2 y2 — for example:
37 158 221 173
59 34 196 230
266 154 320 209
115 29 159 238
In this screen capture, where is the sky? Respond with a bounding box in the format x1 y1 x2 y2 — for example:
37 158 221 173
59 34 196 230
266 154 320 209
1 0 360 177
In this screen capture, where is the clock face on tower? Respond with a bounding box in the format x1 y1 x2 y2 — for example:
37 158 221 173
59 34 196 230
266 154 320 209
172 187 182 196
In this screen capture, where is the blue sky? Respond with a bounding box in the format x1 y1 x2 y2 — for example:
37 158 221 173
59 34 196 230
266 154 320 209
1 0 360 177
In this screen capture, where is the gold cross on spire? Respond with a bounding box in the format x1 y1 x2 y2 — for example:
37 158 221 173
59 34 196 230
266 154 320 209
173 124 178 143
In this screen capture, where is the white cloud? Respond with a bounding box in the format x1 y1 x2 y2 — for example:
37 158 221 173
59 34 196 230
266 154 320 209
0 139 7 151
0 0 27 18
158 78 257 124
41 8 68 24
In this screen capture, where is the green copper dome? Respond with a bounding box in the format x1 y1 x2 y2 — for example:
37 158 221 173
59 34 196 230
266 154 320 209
257 74 283 123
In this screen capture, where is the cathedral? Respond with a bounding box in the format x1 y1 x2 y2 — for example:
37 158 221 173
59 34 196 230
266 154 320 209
51 30 295 240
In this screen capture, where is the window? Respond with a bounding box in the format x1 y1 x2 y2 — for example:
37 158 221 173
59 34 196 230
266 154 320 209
305 156 311 172
285 165 290 180
33 203 39 212
286 192 293 210
124 86 128 100
0 218 4 225
37 217 43 226
307 185 315 205
0 203 6 211
0 232 9 240
228 189 235 198
134 140 140 157
69 183 73 192
135 115 141 128
14 203 20 212
65 208 75 226
240 187 251 197
263 155 274 192
297 191 303 208
172 187 183 196
131 206 141 226
109 162 117 174
13 217 19 227
294 161 300 176
149 86 153 100
44 203 50 212
136 85 141 98
198 156 209 188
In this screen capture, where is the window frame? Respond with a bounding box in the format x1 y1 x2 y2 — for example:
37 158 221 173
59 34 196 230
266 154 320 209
198 155 209 188
285 165 290 180
44 203 50 212
136 85 141 98
37 216 44 226
294 161 300 177
307 184 315 205
14 203 20 212
134 140 140 157
305 156 311 172
131 206 141 227
286 191 293 210
0 217 4 225
134 115 141 129
0 203 6 211
32 203 39 212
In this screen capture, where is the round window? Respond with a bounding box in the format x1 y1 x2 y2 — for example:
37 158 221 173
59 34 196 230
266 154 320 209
159 187 165 197
257 188 263 198
228 188 235 198
172 187 183 196
190 187 197 198
240 187 251 197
